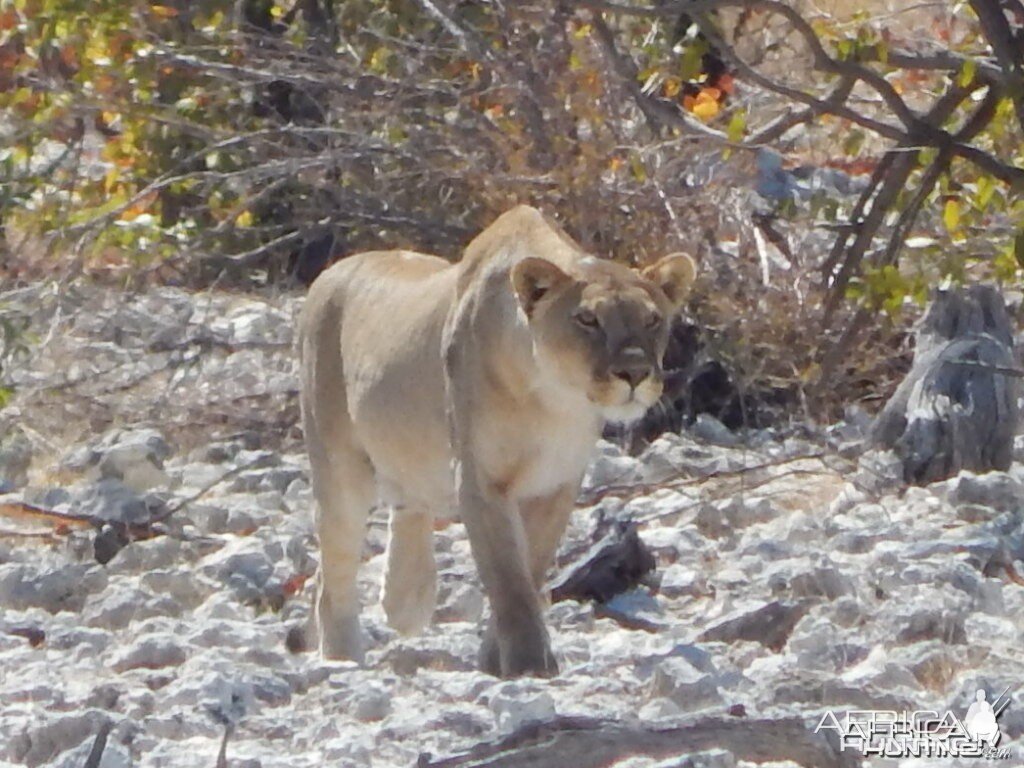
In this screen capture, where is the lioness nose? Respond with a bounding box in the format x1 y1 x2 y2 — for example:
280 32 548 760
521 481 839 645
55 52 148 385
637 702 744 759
612 365 651 389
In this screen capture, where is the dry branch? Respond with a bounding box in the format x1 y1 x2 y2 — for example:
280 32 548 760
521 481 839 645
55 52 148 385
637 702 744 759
419 715 858 767
0 500 98 530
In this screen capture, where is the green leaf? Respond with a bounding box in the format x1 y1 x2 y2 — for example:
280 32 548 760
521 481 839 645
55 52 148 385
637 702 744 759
726 110 746 143
957 58 977 88
974 175 996 211
842 129 865 156
629 154 647 182
678 39 708 82
943 199 960 233
918 147 938 167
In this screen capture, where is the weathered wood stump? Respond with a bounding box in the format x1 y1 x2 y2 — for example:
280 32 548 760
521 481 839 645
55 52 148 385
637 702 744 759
549 520 656 605
870 284 1021 485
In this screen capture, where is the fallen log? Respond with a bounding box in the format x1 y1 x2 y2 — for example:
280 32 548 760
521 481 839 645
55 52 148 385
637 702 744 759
871 284 1021 484
418 715 859 768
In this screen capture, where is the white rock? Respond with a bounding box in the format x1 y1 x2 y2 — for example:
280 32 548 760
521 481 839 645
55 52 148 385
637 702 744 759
0 563 108 613
637 696 683 722
350 683 392 722
54 738 131 768
648 657 722 711
437 581 485 623
854 449 904 494
5 710 109 767
691 414 738 446
73 479 165 526
200 537 276 589
111 634 186 672
584 453 639 489
658 563 709 598
47 627 112 655
827 482 867 516
488 682 557 732
939 471 1023 511
66 428 171 491
83 587 177 630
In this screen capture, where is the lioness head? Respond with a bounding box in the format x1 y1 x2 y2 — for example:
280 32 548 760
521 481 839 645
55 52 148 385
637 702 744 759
511 253 696 423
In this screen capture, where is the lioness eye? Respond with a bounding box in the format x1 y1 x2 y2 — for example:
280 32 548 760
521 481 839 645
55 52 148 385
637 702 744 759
645 314 662 329
575 310 599 329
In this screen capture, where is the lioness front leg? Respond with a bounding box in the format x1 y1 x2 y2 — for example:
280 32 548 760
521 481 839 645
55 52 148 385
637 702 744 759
480 485 575 674
456 471 557 678
521 485 578 590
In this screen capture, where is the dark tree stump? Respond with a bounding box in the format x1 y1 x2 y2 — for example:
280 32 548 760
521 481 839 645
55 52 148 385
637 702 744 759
549 521 656 605
871 284 1021 485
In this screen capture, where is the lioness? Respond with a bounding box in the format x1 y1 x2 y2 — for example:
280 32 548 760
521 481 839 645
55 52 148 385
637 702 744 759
299 205 695 677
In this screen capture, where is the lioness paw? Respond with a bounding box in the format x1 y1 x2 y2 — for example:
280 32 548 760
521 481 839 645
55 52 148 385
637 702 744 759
501 643 559 679
317 613 365 664
481 623 559 678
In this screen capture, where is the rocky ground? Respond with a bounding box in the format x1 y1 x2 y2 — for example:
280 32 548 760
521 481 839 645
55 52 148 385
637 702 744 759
1 282 1023 767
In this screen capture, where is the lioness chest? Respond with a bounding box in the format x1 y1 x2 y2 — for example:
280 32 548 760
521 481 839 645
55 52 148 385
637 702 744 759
354 334 599 515
470 387 600 502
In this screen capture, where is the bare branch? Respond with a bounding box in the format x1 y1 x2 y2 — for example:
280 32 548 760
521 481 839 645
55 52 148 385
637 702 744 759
969 0 1024 131
582 0 1024 187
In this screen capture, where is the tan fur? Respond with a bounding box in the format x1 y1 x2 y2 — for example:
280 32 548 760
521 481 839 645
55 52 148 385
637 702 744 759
299 205 696 677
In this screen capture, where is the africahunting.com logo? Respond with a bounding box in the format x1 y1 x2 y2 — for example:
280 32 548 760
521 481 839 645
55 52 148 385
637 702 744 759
814 688 1013 759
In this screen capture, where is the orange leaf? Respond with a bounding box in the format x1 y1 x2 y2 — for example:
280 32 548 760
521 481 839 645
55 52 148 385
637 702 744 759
94 73 117 95
121 191 158 221
282 573 309 597
150 5 179 18
59 44 79 71
691 98 720 120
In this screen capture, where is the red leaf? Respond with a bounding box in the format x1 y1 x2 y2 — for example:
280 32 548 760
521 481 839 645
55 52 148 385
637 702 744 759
282 573 309 598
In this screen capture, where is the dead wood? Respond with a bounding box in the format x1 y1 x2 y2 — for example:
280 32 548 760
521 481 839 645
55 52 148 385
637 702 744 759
870 284 1020 484
549 521 656 605
83 721 113 768
418 715 859 768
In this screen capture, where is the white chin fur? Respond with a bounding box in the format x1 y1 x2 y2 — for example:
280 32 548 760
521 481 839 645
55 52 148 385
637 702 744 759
601 400 651 425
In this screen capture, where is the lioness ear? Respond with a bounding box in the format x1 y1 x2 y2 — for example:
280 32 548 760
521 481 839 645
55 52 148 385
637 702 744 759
640 253 696 309
511 257 572 317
